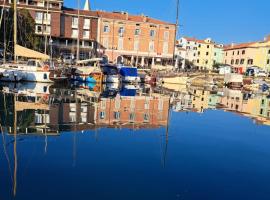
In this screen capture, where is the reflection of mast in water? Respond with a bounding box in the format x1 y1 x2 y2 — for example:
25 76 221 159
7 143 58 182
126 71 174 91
161 96 171 168
13 94 18 197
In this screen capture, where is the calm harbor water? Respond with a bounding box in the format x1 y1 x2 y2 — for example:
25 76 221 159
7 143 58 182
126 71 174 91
0 82 270 199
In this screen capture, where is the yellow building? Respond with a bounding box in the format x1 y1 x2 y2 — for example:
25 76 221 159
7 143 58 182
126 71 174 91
196 38 215 70
251 39 270 71
224 35 270 72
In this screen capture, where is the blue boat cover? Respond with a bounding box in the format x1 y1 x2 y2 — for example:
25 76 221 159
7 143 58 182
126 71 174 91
120 87 136 96
119 67 138 77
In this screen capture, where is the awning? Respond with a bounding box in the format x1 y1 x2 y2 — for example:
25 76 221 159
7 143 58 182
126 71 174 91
15 45 50 60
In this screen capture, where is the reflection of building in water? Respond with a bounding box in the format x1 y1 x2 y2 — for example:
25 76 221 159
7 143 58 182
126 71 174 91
0 85 170 134
190 88 211 113
96 94 170 128
219 88 270 125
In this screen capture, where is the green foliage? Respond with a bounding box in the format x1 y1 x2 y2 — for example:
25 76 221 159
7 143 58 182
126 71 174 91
213 62 223 70
0 7 42 57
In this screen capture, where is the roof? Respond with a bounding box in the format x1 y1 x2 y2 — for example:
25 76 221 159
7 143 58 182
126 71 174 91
62 7 174 25
182 37 214 44
224 42 257 51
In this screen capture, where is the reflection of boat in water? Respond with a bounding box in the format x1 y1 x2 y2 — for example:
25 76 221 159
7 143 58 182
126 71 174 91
70 58 103 84
120 84 140 97
119 66 140 83
101 64 119 83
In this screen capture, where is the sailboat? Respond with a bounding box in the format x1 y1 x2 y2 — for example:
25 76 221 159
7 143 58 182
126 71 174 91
0 0 68 83
68 0 103 84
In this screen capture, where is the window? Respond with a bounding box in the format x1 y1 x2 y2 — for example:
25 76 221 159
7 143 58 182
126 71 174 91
214 52 217 56
207 45 210 48
72 17 78 28
225 60 227 64
198 51 200 55
83 30 89 39
164 31 169 40
135 28 140 36
226 52 228 56
193 53 196 57
247 59 253 65
149 41 155 52
144 113 149 122
267 59 270 65
268 49 270 54
43 13 51 22
231 59 234 65
104 25 110 33
236 59 239 65
84 18 90 29
118 38 124 50
237 51 240 55
71 29 78 38
129 113 135 121
242 50 245 55
233 51 235 55
103 37 109 49
134 40 139 51
35 12 43 22
197 59 199 64
206 52 209 56
150 30 156 37
35 25 43 33
158 99 164 111
198 44 201 48
205 60 208 64
114 112 120 120
100 112 105 119
163 42 168 54
144 99 150 109
43 73 48 80
240 59 245 64
118 27 124 36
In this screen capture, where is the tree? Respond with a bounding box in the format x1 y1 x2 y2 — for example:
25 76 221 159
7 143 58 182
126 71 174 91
0 6 42 59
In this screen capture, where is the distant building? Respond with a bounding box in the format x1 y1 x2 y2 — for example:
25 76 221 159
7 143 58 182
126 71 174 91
176 37 224 70
223 35 270 73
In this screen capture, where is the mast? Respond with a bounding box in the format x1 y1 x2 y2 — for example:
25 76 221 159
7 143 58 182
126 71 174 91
13 0 17 61
173 0 179 68
44 0 49 54
76 0 80 62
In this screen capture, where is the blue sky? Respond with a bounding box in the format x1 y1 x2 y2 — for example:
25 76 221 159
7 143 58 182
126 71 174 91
64 0 270 44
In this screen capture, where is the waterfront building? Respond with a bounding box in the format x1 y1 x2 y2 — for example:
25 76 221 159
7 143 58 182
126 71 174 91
176 37 224 70
223 35 270 73
0 0 176 66
96 94 170 128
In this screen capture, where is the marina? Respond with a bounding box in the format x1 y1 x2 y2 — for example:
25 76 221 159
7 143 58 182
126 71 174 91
1 0 270 199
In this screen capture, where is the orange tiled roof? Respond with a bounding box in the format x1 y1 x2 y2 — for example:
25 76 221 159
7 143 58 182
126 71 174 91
224 42 257 51
62 7 174 25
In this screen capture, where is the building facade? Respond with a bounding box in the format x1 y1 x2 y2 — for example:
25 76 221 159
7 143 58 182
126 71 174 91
223 36 270 73
97 11 176 66
0 0 176 65
176 37 224 70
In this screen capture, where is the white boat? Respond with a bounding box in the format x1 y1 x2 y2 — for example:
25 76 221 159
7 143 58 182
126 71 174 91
0 2 67 83
0 58 67 83
0 68 26 82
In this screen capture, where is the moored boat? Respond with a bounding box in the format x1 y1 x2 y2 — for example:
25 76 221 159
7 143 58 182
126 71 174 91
119 66 140 83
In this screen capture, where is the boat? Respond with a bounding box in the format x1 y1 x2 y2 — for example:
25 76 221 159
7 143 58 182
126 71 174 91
70 58 103 84
0 1 67 83
101 64 119 83
0 58 68 83
224 73 243 88
118 66 140 83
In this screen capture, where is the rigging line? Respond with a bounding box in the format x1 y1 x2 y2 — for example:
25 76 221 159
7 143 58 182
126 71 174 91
0 0 5 28
0 122 14 186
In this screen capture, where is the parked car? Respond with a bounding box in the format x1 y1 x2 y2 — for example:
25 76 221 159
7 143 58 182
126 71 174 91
257 70 267 77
